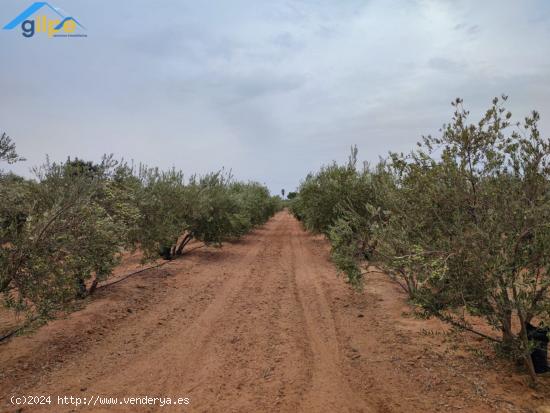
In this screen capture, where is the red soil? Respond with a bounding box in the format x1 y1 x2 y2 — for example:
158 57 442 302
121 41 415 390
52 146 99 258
1 211 549 412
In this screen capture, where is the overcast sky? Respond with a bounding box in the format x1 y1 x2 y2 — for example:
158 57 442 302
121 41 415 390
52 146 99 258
1 0 549 193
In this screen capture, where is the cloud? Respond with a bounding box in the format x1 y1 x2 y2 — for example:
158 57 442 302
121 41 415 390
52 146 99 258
1 0 549 193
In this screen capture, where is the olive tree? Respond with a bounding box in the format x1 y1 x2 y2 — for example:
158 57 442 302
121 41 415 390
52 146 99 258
327 163 394 286
132 166 188 260
0 157 140 316
373 97 550 382
0 132 25 165
292 97 550 382
0 135 278 319
133 170 280 261
291 146 363 234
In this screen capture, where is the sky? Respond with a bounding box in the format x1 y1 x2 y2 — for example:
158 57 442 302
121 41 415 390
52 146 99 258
1 0 549 194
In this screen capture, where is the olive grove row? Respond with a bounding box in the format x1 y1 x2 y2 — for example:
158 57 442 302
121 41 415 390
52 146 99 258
290 97 550 382
0 134 281 317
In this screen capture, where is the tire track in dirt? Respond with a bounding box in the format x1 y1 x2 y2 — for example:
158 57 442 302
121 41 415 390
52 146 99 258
177 218 312 412
289 220 372 413
9 222 279 412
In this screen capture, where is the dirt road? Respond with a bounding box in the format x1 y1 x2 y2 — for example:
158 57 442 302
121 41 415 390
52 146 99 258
0 212 543 412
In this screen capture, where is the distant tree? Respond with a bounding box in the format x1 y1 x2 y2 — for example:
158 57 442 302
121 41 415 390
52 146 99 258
0 132 25 164
132 169 280 261
281 188 285 199
287 191 298 200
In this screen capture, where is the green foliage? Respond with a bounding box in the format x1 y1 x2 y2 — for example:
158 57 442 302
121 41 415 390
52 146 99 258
0 132 25 165
132 170 280 261
230 181 282 229
132 166 187 261
293 97 550 380
1 157 139 315
409 97 550 368
0 140 278 318
328 211 365 285
181 172 246 246
291 146 362 234
290 148 386 285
